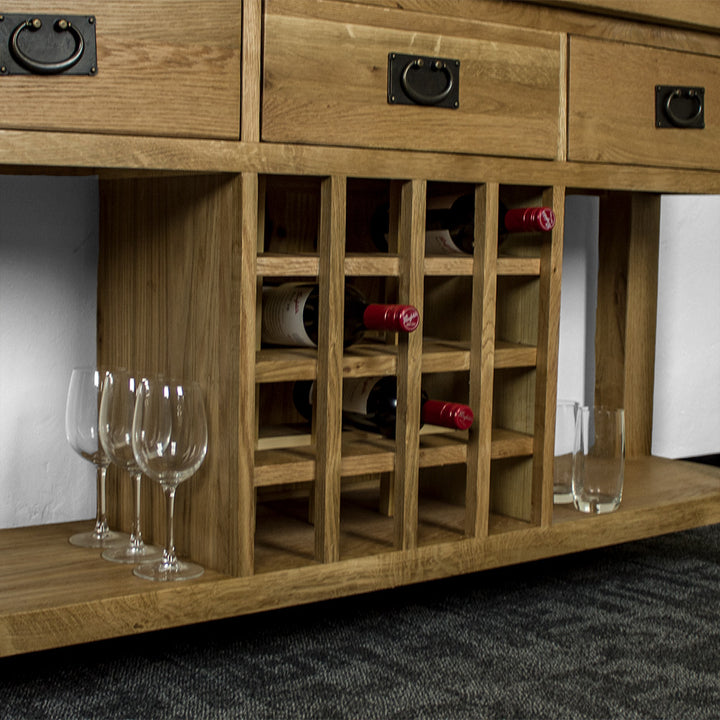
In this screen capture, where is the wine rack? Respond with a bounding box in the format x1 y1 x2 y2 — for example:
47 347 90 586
250 175 564 570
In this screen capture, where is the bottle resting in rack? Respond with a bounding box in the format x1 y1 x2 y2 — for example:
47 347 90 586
261 283 420 348
293 377 474 439
370 193 556 255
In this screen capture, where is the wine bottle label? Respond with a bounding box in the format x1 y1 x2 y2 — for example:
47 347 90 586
261 284 315 347
425 230 465 256
342 377 377 416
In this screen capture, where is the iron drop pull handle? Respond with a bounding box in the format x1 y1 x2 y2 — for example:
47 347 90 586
400 57 454 106
10 17 85 75
665 87 703 128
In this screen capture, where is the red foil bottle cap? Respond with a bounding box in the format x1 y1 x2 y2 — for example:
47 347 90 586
363 304 420 333
422 400 474 430
503 207 556 233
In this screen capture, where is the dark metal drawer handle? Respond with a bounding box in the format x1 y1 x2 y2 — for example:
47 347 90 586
10 17 84 74
400 58 453 106
665 88 703 128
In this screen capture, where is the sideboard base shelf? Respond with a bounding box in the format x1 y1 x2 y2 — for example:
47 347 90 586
1 456 718 657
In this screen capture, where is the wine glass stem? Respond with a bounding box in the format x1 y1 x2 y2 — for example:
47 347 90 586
163 484 178 569
130 472 144 549
93 465 110 539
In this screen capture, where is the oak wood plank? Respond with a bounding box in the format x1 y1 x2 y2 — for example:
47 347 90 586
0 1 241 139
5 132 720 194
97 174 245 576
394 180 426 550
263 0 562 159
532 186 566 527
313 176 346 562
465 183 498 538
2 458 720 657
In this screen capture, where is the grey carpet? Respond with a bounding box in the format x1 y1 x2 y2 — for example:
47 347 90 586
2 523 720 720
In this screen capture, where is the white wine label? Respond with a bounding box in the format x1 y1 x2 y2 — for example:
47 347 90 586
425 229 465 255
342 377 378 416
261 284 316 347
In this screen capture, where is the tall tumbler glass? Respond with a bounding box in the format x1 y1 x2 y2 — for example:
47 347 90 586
572 406 625 514
554 399 579 504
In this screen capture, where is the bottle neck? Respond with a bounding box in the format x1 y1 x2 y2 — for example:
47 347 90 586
362 304 420 333
421 400 474 430
503 207 556 233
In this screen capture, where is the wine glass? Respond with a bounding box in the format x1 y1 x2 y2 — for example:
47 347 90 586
131 377 208 581
65 367 128 548
98 369 162 563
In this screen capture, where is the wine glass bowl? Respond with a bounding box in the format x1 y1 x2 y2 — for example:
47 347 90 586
98 369 161 564
65 367 128 548
131 377 208 581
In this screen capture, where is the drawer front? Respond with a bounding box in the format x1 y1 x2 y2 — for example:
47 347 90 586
569 36 720 170
0 2 241 139
262 0 563 159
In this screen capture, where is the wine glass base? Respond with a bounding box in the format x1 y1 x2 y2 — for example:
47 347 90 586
133 558 204 582
68 529 130 549
101 543 163 564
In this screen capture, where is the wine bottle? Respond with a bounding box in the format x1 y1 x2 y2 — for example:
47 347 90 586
293 377 474 438
261 283 420 348
370 194 555 254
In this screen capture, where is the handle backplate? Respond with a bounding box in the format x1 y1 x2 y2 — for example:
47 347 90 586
388 52 459 109
0 13 97 76
655 85 704 129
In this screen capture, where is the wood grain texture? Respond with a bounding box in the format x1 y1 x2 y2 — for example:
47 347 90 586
532 186 565 527
350 0 720 56
242 0 263 142
98 174 245 576
2 457 720 657
569 36 720 170
595 192 660 459
262 0 562 159
313 176 346 562
0 1 241 139
5 131 720 194
238 174 259 576
525 0 720 32
465 183 498 538
394 180 426 550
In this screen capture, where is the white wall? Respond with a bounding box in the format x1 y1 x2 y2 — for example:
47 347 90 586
0 179 718 529
653 196 720 458
0 176 98 528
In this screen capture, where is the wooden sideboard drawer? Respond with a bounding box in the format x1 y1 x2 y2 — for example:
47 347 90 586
0 2 241 139
262 0 564 159
569 36 720 170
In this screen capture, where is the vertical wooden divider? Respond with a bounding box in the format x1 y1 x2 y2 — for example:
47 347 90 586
379 182 402 518
241 0 262 143
465 182 498 538
313 176 346 563
532 185 565 527
98 174 246 576
595 192 660 458
394 179 425 551
238 172 259 576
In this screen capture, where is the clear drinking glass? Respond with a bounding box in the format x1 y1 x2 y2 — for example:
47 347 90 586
554 400 579 504
98 369 162 563
65 367 128 548
572 406 625 514
131 377 208 581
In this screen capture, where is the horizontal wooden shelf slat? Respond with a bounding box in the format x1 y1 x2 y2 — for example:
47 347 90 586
254 427 534 486
497 257 542 275
256 255 541 278
255 339 537 382
4 131 720 194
